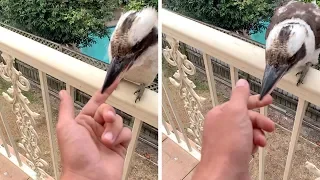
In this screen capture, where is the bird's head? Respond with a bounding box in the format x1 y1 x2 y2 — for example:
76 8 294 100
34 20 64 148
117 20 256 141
101 7 158 93
260 22 308 100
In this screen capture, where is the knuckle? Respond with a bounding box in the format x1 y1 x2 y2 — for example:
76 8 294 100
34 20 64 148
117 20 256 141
98 103 115 114
75 115 90 125
76 114 87 121
116 114 123 124
250 111 258 119
124 127 132 137
104 103 115 112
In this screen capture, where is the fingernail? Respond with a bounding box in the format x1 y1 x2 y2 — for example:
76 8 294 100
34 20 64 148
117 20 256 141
104 132 113 142
236 79 248 87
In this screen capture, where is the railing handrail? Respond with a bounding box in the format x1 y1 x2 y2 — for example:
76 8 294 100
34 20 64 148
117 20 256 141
0 26 158 128
161 9 320 107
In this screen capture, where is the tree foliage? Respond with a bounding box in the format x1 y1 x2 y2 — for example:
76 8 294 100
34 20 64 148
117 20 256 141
0 0 119 47
302 0 320 6
125 0 158 11
164 0 277 34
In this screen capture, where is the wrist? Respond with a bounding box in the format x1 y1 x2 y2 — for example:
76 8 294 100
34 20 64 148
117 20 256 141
61 170 92 180
192 154 250 180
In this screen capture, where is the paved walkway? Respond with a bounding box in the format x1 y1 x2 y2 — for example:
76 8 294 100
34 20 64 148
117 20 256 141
162 135 199 180
0 155 29 179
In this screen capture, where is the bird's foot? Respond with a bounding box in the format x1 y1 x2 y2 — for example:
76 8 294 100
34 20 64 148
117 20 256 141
296 62 312 86
134 83 146 103
295 71 302 76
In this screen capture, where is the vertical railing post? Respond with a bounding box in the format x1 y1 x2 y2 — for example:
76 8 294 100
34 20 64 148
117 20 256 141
58 44 63 52
259 106 268 180
283 98 308 180
122 118 142 180
0 106 22 167
39 70 59 179
162 83 192 151
0 110 11 157
162 106 181 142
203 54 219 107
66 84 75 102
162 117 171 135
229 65 239 89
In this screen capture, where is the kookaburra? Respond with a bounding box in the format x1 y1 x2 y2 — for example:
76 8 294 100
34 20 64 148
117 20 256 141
101 7 158 103
259 1 320 100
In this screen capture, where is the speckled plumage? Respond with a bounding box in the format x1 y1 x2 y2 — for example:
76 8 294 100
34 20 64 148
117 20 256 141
110 12 136 59
267 1 320 43
266 1 320 68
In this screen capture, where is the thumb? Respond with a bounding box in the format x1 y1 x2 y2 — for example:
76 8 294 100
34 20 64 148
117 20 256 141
58 90 75 124
230 79 250 106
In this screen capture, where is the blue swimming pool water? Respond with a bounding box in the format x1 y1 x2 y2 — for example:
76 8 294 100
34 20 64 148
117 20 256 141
250 21 270 45
80 27 116 64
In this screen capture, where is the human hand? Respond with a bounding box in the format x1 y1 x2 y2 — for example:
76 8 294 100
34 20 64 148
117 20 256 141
193 79 275 180
57 79 132 180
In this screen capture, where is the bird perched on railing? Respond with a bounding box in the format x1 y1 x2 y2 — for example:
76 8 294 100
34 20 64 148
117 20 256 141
259 0 320 100
101 7 158 103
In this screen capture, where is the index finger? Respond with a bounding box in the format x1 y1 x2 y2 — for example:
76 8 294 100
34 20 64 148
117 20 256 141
247 94 273 110
80 78 120 117
220 94 273 110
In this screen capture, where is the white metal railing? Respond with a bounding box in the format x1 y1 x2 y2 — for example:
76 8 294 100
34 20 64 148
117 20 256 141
0 26 158 180
161 8 320 180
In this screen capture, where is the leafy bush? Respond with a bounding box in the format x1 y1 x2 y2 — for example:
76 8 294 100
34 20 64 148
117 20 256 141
125 0 158 11
164 0 277 34
0 0 119 47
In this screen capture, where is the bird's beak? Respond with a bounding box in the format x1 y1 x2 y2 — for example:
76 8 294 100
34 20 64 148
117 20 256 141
101 57 130 93
259 64 289 100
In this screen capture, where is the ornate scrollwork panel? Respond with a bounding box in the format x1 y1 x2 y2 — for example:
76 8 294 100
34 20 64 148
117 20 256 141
163 36 206 149
0 52 48 179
